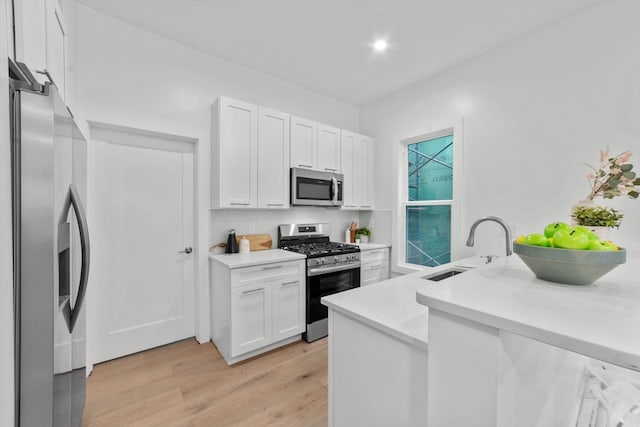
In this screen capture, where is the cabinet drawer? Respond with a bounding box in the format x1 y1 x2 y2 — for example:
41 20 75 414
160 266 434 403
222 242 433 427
361 259 389 286
360 248 389 263
231 260 303 288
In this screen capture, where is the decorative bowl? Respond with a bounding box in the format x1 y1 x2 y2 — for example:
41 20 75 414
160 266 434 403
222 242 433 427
513 242 626 286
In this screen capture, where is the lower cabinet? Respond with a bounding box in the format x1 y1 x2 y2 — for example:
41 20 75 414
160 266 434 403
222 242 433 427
231 284 272 355
211 258 305 364
360 247 390 286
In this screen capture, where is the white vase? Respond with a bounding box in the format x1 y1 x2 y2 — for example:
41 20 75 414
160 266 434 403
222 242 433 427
359 235 369 243
582 226 613 241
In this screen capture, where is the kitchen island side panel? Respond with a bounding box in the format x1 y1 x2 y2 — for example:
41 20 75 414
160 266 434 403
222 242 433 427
328 309 427 427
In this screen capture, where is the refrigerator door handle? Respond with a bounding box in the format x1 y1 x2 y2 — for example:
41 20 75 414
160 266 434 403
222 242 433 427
59 184 90 333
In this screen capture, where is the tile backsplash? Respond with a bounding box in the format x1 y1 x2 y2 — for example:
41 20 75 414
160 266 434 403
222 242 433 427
209 208 392 253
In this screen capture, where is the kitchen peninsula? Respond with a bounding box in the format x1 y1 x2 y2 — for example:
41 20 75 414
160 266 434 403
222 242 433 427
323 255 640 427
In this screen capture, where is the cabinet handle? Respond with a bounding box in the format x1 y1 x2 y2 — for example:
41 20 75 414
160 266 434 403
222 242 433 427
230 202 251 206
324 168 337 172
281 280 299 287
361 205 372 208
370 264 383 269
262 264 283 270
299 164 313 168
344 205 357 208
242 287 264 295
36 69 58 90
267 203 284 207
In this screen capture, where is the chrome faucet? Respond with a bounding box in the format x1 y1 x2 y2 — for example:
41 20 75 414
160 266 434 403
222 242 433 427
466 216 513 256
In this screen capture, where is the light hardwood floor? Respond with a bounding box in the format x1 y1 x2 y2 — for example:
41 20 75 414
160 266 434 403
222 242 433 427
83 338 328 427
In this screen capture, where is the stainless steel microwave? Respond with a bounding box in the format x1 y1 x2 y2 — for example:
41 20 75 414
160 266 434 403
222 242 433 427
291 168 343 207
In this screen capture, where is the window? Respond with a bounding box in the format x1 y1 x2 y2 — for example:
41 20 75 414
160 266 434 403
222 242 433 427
399 124 463 270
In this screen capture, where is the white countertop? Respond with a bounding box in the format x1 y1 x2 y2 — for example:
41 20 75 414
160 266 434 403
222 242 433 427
322 271 430 350
209 249 306 269
321 258 480 350
416 255 640 371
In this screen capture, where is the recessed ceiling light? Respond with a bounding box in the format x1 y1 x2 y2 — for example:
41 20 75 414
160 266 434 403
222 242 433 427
373 39 388 52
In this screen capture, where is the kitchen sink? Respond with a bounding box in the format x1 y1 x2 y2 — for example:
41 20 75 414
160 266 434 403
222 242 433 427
422 267 469 282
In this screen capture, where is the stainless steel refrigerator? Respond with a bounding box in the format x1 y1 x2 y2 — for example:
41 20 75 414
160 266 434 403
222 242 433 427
10 60 90 427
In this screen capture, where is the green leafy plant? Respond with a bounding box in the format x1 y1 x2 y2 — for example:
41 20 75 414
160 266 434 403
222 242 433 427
355 227 371 237
571 206 623 228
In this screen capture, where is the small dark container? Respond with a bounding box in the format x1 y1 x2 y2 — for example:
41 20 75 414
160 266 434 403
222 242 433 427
225 229 239 253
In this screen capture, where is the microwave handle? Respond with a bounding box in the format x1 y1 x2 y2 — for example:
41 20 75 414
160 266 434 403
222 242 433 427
331 176 337 204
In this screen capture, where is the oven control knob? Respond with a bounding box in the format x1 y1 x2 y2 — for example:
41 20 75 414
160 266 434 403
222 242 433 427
335 256 339 263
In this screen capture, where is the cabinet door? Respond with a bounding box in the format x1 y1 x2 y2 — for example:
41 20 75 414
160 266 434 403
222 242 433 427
14 0 47 82
340 130 357 209
317 123 341 173
218 97 258 208
354 134 374 209
258 108 290 209
45 0 65 100
231 284 272 356
272 276 305 341
290 116 316 169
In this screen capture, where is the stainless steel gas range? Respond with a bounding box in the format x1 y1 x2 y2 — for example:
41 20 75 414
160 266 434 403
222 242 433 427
278 223 360 342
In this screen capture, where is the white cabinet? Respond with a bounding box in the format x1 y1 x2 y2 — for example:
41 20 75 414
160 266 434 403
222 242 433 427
341 130 374 210
291 118 341 173
211 96 258 208
14 0 67 100
13 0 47 81
317 123 341 173
360 247 390 286
45 0 65 99
211 97 291 209
290 116 316 170
272 275 305 342
231 282 272 355
211 258 305 364
257 107 290 209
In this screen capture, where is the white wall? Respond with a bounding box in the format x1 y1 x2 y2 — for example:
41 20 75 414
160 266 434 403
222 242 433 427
361 0 640 260
75 5 361 346
0 1 14 424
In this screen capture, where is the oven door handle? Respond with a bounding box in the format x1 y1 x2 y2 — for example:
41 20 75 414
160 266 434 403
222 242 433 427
308 263 360 277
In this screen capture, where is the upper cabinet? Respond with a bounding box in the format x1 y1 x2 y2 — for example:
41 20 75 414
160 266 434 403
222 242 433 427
290 118 341 173
14 0 67 101
211 97 290 209
316 124 341 173
13 0 47 81
45 0 66 100
257 107 290 209
211 96 258 208
290 116 317 170
341 130 374 210
211 96 374 210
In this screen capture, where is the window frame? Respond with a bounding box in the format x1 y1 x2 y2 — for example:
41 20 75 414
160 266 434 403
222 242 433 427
395 119 464 274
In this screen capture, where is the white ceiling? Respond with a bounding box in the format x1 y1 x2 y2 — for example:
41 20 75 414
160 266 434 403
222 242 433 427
77 0 604 107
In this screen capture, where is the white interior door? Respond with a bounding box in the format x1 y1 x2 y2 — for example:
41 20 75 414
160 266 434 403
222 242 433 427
90 127 195 363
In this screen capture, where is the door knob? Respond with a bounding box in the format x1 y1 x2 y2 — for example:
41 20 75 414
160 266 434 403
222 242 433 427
178 247 193 254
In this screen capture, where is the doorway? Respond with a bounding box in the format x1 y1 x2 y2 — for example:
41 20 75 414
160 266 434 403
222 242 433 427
88 123 196 364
